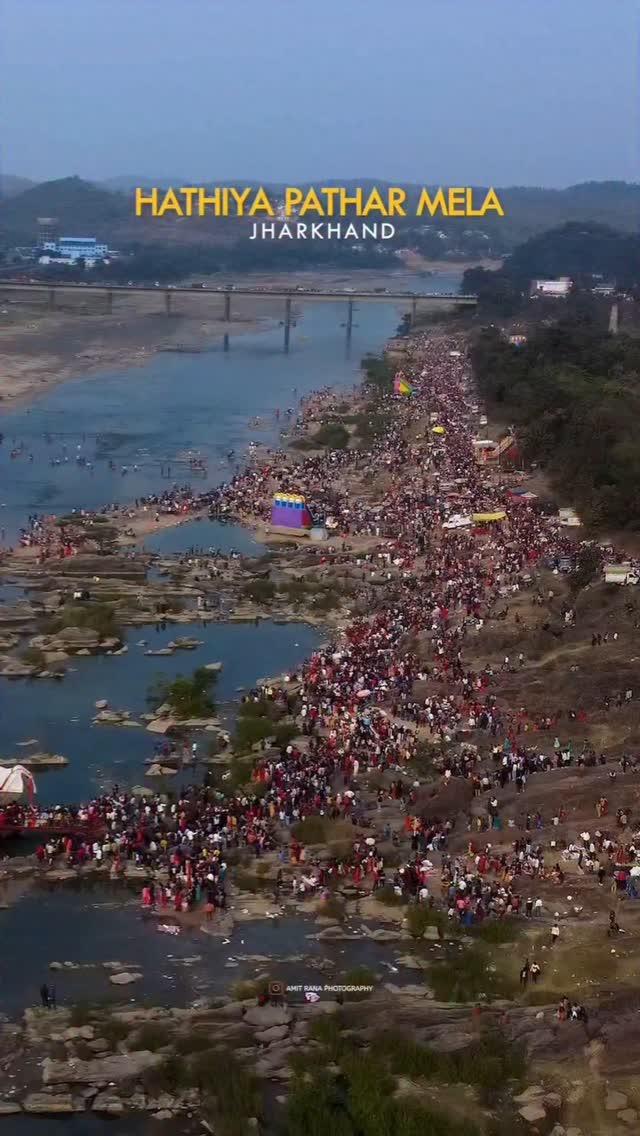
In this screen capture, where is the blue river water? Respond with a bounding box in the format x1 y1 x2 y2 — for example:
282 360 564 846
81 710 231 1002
0 620 322 804
0 276 460 540
0 296 402 538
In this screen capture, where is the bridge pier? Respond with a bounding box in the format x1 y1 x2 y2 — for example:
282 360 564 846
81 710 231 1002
223 292 231 321
609 302 619 335
164 290 172 316
47 288 55 312
284 296 292 352
105 290 113 315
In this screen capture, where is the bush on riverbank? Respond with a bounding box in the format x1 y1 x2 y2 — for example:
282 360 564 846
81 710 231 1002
342 965 377 1000
286 1038 483 1136
362 354 396 391
371 1028 525 1106
312 421 350 449
45 601 121 639
230 976 273 1001
18 646 47 671
321 893 346 922
281 576 346 613
143 1047 261 1135
149 666 217 719
375 885 405 906
232 695 299 754
285 1014 525 1132
428 944 518 1003
406 904 447 939
291 815 328 843
233 715 273 752
242 578 276 604
470 919 521 944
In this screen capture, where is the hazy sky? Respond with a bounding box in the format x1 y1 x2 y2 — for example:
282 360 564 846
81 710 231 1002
1 0 638 186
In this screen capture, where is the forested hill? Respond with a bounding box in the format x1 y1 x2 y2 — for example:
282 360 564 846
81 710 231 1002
505 222 640 285
462 223 640 316
470 317 640 532
0 177 130 245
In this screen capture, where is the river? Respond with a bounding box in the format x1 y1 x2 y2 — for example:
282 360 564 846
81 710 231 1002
0 279 460 542
0 280 458 1051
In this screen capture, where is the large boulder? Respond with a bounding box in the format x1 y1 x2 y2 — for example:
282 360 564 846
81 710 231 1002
94 709 137 726
50 627 101 652
109 971 143 985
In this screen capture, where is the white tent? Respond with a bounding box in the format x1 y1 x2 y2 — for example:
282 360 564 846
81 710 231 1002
0 765 36 803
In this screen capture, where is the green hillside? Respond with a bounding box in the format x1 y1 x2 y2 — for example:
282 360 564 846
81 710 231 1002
0 176 129 246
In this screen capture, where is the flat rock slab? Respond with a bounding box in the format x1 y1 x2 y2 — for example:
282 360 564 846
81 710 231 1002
43 1051 162 1085
0 1100 22 1114
618 1109 638 1126
514 1086 545 1103
605 1091 628 1111
314 927 361 942
519 1103 547 1123
384 983 432 998
255 1024 290 1044
23 1093 76 1114
366 927 403 942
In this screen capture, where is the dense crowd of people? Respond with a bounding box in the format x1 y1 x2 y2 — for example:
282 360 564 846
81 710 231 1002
3 332 639 952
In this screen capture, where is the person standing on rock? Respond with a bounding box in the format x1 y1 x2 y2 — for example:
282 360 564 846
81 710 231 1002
39 983 50 1009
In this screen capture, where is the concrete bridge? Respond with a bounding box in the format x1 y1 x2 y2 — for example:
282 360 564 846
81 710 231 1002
0 278 477 351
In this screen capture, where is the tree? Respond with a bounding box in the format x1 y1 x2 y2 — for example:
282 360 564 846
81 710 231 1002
149 667 217 719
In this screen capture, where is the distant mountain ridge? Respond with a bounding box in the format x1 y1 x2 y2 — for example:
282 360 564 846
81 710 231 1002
0 175 638 251
0 174 36 197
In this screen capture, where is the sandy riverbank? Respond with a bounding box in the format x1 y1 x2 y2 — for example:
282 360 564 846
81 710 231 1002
0 263 470 410
0 288 282 409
